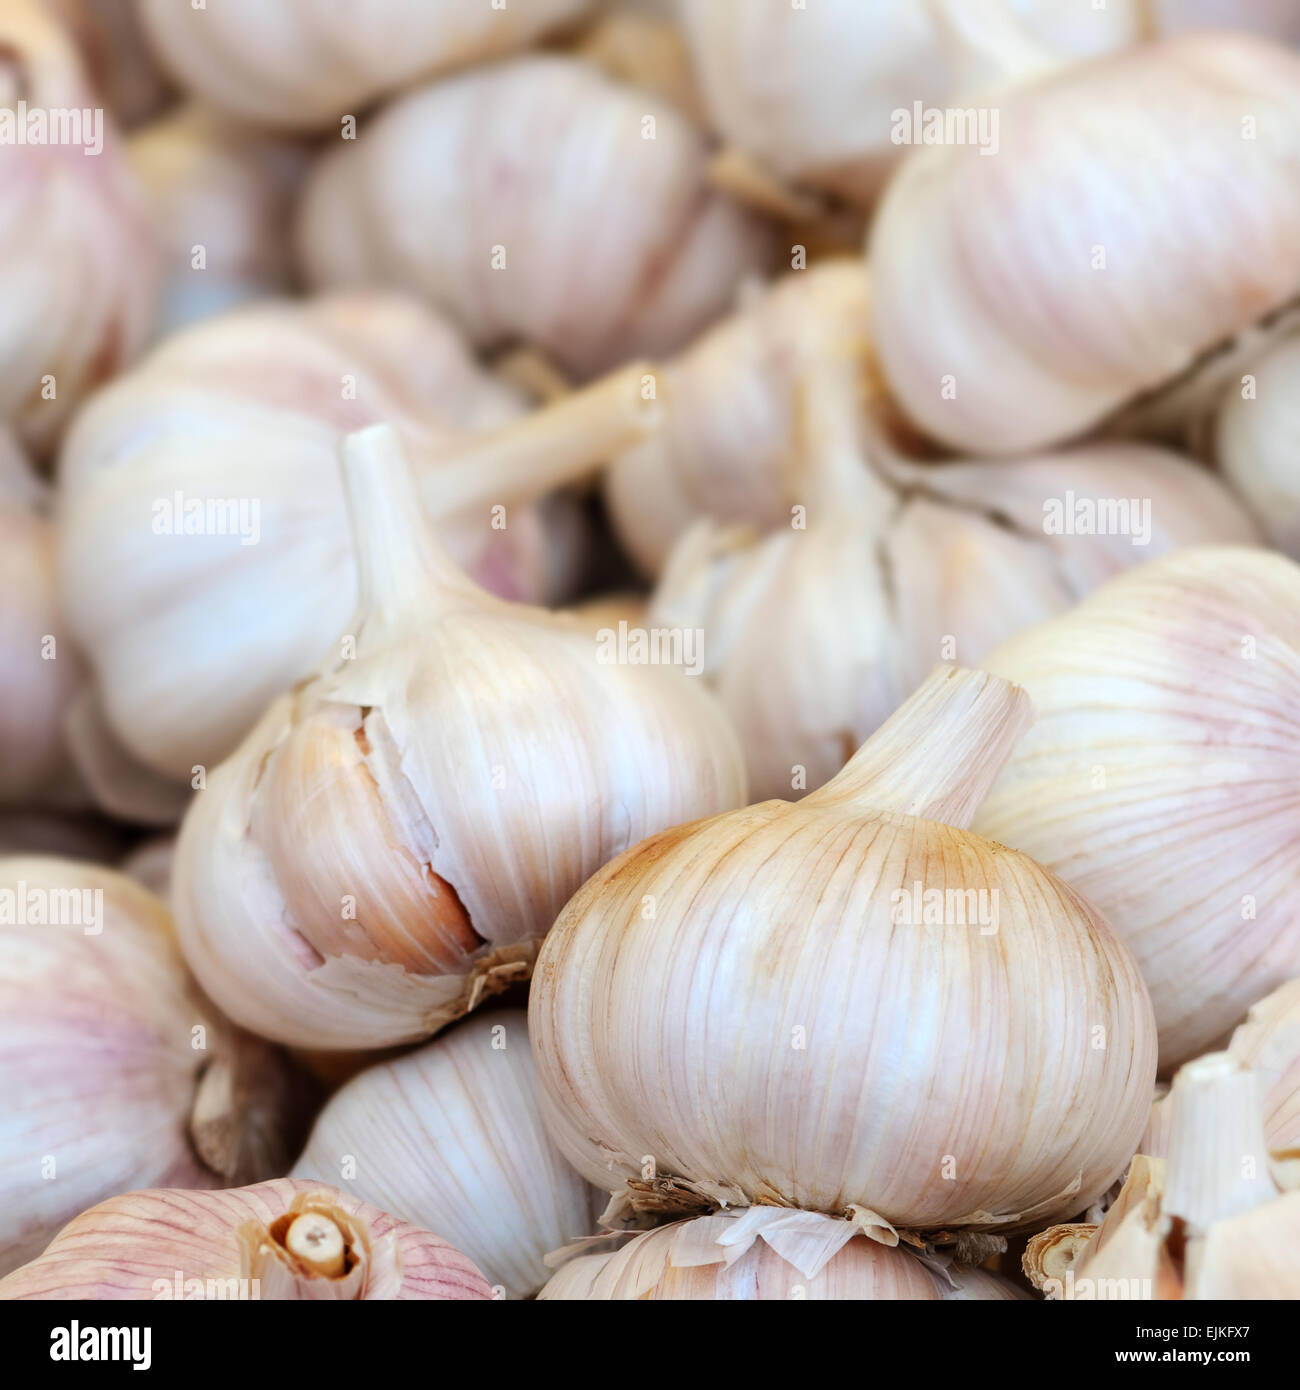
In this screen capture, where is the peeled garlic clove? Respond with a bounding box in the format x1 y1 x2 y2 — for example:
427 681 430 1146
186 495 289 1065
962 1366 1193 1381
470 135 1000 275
0 0 158 455
0 857 311 1275
530 665 1157 1233
295 55 771 380
57 295 654 781
292 1009 600 1299
870 32 1300 455
0 1181 491 1300
173 423 745 1051
974 547 1300 1070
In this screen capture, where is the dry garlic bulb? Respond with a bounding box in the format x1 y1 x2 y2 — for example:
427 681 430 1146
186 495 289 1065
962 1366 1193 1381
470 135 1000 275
974 547 1300 1070
296 55 771 380
0 857 310 1275
137 0 590 129
0 1181 491 1301
530 666 1157 1238
128 104 309 336
173 424 746 1052
0 0 158 454
870 31 1300 456
57 294 654 783
293 1009 598 1299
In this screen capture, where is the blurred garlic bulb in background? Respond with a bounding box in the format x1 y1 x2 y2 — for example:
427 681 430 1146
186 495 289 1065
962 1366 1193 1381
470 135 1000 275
975 548 1300 1070
49 0 173 128
0 858 312 1275
293 1009 598 1298
0 1181 491 1300
137 0 591 129
531 667 1157 1236
0 0 159 455
173 424 746 1051
120 835 175 903
870 32 1300 455
574 4 704 122
128 104 309 336
1156 0 1300 41
296 56 771 379
58 296 656 784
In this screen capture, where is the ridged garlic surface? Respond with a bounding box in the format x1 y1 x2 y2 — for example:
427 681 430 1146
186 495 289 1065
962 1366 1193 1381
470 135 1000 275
295 55 771 379
57 295 648 782
292 1009 600 1298
137 0 590 128
530 667 1157 1236
0 0 158 454
173 425 746 1051
869 32 1300 455
974 547 1300 1070
0 858 309 1275
0 1181 491 1301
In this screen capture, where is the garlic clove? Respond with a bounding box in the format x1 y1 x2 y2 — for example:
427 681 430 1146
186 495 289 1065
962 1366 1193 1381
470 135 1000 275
1225 978 1300 1191
48 0 174 129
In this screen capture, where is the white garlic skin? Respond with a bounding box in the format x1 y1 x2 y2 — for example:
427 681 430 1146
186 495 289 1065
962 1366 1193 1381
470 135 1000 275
291 1009 599 1299
295 55 771 379
974 547 1300 1070
56 295 544 782
1224 978 1300 1184
0 0 159 454
530 668 1158 1232
869 32 1300 455
136 0 591 129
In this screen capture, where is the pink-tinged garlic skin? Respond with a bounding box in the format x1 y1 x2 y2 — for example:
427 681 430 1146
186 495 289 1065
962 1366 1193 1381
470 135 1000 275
295 55 771 380
137 0 591 130
0 0 159 455
975 548 1300 1070
0 1180 492 1300
869 32 1300 456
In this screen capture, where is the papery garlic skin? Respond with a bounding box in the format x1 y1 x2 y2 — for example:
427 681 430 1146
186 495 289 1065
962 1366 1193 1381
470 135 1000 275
1226 979 1300 1187
0 858 306 1275
0 1181 491 1300
531 667 1157 1234
296 56 771 379
974 547 1300 1070
869 32 1300 455
0 0 158 454
173 425 747 1051
137 0 590 129
292 1010 599 1298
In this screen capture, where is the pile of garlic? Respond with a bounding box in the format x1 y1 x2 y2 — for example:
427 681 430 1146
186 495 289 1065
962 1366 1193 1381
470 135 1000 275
2 0 1300 1313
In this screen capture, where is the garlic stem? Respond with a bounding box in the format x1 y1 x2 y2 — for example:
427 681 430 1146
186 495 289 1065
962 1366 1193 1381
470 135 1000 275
804 665 1033 826
284 1212 347 1278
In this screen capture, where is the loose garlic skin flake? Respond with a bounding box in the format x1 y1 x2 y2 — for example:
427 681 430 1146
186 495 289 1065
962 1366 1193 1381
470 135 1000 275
975 548 1300 1071
531 667 1157 1237
173 426 746 1052
296 56 771 380
870 32 1300 456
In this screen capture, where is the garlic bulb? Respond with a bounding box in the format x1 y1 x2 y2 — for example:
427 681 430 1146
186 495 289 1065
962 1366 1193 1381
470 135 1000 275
128 104 309 336
49 0 173 128
292 1009 599 1298
172 423 746 1051
869 31 1300 455
137 0 591 129
295 55 771 380
973 547 1300 1070
0 0 158 453
0 1181 491 1300
574 6 704 123
0 857 312 1275
530 665 1157 1237
57 295 657 782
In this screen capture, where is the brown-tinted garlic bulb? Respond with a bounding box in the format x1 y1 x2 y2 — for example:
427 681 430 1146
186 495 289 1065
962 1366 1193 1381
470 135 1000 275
57 296 656 783
48 0 173 129
870 32 1300 455
0 1181 491 1300
128 104 309 336
296 55 771 380
0 0 158 454
137 0 591 129
292 1009 599 1298
974 548 1300 1070
0 858 312 1275
531 666 1157 1238
173 424 746 1052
